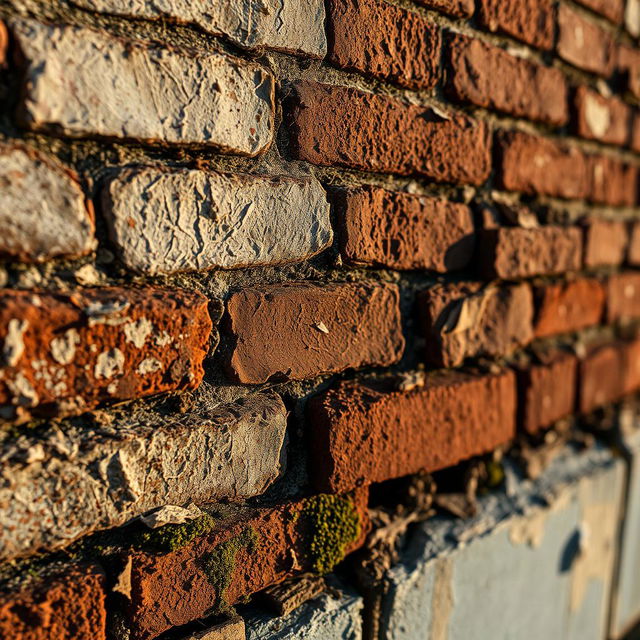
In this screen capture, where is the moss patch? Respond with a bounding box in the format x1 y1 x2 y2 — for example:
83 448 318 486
132 514 218 552
303 494 361 575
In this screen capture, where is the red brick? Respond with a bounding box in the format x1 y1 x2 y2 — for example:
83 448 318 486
308 369 516 494
445 34 568 126
0 21 7 69
0 564 106 640
124 490 369 640
478 0 555 50
0 288 212 420
333 186 475 272
579 339 640 412
517 351 578 434
618 45 640 100
589 155 638 208
326 0 441 90
557 5 614 76
413 0 474 18
420 282 533 368
575 87 631 146
533 279 606 339
607 272 640 322
478 226 583 279
628 222 640 265
574 0 624 23
288 81 492 186
631 114 640 153
227 282 404 384
583 219 628 268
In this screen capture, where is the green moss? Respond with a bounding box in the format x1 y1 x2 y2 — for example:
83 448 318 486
199 527 258 610
133 514 217 552
302 494 361 575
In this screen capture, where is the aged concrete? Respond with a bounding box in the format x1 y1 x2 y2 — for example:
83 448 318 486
104 168 332 275
0 392 287 559
11 20 274 154
380 445 625 640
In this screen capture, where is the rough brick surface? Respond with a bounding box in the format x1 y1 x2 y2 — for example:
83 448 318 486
557 5 614 75
414 0 473 17
67 0 327 57
420 283 534 368
123 490 369 640
0 287 212 420
589 155 638 208
333 186 474 272
289 82 491 186
628 222 640 265
103 168 332 275
0 565 107 640
0 143 95 262
12 20 274 154
575 87 631 146
618 45 640 99
607 272 640 322
533 279 606 339
478 0 555 50
478 227 583 279
227 282 404 383
0 393 286 560
326 0 440 90
517 351 578 434
584 219 628 268
308 370 516 494
575 0 624 23
446 34 568 125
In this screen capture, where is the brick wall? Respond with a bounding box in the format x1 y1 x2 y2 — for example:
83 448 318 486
1 1 640 639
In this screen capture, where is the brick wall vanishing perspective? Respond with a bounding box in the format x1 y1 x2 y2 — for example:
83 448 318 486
2 1 640 639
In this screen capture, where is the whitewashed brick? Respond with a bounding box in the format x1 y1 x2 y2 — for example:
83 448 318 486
0 143 95 261
103 168 332 274
0 392 287 560
68 0 327 57
12 20 274 155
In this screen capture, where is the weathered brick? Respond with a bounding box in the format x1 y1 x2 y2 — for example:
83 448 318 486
478 0 554 50
478 227 583 279
446 34 568 125
0 565 107 640
557 5 614 76
420 282 534 368
308 369 516 494
628 222 640 265
66 0 326 57
227 282 404 384
631 113 640 153
288 81 491 186
413 0 473 17
575 0 624 23
575 87 631 146
123 490 369 640
189 618 245 640
0 393 286 560
618 45 640 100
0 287 212 420
326 0 440 90
517 351 578 434
589 155 638 207
332 186 474 272
584 219 628 268
0 142 95 262
607 272 640 322
103 168 332 275
533 278 606 339
0 21 7 68
11 20 274 155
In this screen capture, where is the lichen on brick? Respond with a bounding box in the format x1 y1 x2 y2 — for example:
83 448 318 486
133 514 217 553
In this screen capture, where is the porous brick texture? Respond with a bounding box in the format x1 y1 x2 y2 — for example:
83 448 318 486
1 1 640 640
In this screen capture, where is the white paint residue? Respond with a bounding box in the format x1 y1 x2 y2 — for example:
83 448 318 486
94 348 125 379
137 358 163 375
3 319 28 367
124 318 153 348
584 94 611 139
50 329 80 365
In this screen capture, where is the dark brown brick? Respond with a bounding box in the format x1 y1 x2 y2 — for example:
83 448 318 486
289 81 492 186
227 282 404 384
414 0 474 18
517 351 578 434
420 282 533 368
575 87 631 146
123 490 369 640
478 0 555 50
533 279 606 339
557 5 614 76
308 369 516 494
584 219 628 268
326 0 441 90
618 45 640 100
607 272 640 322
0 288 213 421
478 227 583 279
574 0 624 23
333 186 475 272
0 565 107 640
446 34 568 125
